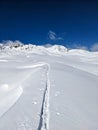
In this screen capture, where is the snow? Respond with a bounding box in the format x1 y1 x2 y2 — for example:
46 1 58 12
0 44 98 130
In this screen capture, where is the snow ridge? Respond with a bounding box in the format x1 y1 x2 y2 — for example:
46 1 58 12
38 64 50 130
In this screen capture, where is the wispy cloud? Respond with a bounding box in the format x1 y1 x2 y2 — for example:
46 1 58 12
67 43 88 50
74 44 88 50
90 43 98 52
44 43 53 48
48 30 64 41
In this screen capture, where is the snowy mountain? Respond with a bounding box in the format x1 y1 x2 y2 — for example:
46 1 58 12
0 42 98 130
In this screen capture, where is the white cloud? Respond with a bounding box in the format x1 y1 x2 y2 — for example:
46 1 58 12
2 40 23 45
90 43 98 52
48 30 64 41
1 40 24 48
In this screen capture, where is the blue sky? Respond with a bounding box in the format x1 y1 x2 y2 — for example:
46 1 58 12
0 0 98 49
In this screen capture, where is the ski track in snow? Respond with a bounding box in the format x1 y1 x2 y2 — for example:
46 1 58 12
37 65 50 130
18 62 50 130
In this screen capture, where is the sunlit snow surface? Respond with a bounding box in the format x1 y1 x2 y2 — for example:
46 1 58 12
0 45 98 130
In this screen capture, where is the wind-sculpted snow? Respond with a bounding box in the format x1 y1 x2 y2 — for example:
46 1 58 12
0 85 23 118
0 44 98 130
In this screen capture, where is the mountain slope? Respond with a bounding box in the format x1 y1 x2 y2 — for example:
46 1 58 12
0 44 98 130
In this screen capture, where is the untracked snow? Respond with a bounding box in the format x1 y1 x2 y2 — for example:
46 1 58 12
0 43 98 130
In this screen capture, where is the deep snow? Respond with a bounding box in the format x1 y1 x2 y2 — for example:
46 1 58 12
0 44 98 130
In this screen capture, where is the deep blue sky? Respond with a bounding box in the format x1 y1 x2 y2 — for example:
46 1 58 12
0 0 98 48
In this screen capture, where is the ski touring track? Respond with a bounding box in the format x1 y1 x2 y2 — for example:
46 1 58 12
18 62 51 130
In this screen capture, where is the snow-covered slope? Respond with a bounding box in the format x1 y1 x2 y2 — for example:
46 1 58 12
0 43 98 130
